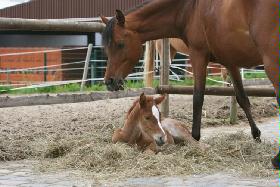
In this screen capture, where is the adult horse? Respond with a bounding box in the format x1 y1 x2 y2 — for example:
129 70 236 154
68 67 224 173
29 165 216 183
155 38 189 62
143 38 190 86
153 38 227 79
101 0 279 168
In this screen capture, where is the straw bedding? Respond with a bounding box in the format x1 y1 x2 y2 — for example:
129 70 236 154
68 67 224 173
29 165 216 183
0 95 277 181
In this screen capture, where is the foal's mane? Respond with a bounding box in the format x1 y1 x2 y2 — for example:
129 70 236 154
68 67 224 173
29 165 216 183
126 99 140 119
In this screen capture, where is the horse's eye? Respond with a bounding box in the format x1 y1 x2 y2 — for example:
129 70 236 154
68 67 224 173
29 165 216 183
117 42 125 49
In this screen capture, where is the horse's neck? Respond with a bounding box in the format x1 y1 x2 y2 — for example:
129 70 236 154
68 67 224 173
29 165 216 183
125 0 191 43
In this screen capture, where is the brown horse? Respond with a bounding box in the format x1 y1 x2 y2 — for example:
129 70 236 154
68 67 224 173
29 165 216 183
155 38 189 63
101 0 279 168
112 93 206 153
154 38 227 78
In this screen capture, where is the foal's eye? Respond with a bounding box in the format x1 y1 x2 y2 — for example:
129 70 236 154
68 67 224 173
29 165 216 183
145 116 151 120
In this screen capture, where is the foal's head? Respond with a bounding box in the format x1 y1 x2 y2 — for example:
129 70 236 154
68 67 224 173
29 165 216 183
101 10 143 91
138 93 166 146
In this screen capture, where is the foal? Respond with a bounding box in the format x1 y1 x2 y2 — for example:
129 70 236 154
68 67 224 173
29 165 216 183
112 93 206 153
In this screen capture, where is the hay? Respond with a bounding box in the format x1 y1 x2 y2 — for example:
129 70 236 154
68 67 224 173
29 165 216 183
0 95 277 182
170 97 277 127
34 131 276 182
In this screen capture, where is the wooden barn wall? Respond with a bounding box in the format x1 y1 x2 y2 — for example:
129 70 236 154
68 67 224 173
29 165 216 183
0 0 146 19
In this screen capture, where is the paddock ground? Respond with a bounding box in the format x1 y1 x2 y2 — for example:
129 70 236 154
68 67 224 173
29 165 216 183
0 95 278 186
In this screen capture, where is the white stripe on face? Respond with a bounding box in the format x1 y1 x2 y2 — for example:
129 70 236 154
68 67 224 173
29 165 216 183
152 105 166 135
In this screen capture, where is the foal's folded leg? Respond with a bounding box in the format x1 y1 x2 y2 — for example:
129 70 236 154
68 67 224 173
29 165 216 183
144 142 158 154
162 118 209 150
112 128 128 143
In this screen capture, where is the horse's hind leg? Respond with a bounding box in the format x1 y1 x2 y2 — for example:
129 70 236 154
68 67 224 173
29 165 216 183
229 68 261 141
264 59 279 169
263 55 280 107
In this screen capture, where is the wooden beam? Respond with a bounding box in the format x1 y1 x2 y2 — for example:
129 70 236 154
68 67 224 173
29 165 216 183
144 41 155 88
0 88 156 108
160 38 170 117
157 85 276 97
0 18 105 33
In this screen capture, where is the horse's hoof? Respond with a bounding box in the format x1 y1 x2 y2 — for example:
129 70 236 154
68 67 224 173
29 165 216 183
271 158 279 170
271 103 278 109
192 133 201 141
255 137 261 143
252 128 261 143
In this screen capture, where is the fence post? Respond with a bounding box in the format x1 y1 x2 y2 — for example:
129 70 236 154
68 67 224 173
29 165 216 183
44 52 47 82
6 68 10 84
230 95 238 124
160 38 170 117
229 73 237 124
144 41 155 88
91 48 97 86
81 43 93 91
222 69 237 124
241 68 245 80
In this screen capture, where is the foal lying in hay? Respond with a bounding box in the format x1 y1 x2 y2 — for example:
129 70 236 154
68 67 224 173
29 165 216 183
112 93 208 153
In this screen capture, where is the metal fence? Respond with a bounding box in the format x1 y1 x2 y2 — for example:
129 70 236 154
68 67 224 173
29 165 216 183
0 44 268 92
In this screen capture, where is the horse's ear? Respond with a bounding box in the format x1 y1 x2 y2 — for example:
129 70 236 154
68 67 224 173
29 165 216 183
139 93 146 108
154 94 166 105
115 9 125 27
100 15 109 25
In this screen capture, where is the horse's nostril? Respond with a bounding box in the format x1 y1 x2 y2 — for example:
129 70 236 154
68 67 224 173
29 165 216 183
105 78 113 85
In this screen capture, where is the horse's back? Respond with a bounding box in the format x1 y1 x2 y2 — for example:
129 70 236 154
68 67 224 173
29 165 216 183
196 0 278 68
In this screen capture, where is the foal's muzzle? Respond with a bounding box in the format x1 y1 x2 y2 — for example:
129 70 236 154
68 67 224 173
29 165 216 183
105 78 124 91
155 136 165 146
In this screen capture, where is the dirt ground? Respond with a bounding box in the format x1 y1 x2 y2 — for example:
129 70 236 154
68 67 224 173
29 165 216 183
0 95 278 182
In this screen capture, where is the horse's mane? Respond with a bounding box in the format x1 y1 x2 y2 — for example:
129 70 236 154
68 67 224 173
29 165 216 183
125 0 152 15
102 18 116 47
102 0 153 47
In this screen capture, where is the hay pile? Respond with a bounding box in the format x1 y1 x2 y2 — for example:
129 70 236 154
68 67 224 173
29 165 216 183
35 131 276 182
170 96 277 127
0 95 277 182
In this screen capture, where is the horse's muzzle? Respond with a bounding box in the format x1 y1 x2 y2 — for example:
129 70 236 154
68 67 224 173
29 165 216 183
105 78 124 91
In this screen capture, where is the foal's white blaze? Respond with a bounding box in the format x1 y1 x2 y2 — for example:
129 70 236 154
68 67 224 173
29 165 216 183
152 105 166 135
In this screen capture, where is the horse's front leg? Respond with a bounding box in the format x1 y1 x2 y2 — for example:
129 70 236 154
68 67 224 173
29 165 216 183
228 67 261 141
190 50 208 141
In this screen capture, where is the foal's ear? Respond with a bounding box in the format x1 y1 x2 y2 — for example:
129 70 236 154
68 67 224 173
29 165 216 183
154 94 166 105
115 9 125 27
139 93 146 108
100 15 109 25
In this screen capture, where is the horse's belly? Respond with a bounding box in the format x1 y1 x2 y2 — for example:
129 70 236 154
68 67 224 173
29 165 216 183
210 34 263 68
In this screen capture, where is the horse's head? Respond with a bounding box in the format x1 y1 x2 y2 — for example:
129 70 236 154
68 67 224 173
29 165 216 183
101 10 143 91
138 93 167 146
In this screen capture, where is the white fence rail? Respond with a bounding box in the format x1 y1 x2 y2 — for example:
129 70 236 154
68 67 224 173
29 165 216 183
0 44 268 93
